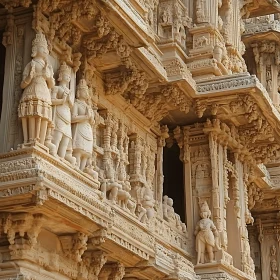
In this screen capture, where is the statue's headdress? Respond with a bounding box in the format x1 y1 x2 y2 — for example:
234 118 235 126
31 33 48 58
32 33 48 49
59 62 71 77
200 201 211 216
77 79 89 91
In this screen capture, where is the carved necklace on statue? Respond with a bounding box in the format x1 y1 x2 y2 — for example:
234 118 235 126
61 85 69 94
200 218 211 230
76 99 87 109
33 58 45 68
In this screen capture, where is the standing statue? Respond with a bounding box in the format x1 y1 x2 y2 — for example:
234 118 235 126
51 62 74 159
19 33 55 145
194 201 219 264
72 79 95 170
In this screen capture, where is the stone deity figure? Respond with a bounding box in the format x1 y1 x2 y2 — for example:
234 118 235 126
101 164 122 203
84 158 99 180
194 201 219 264
117 164 132 209
270 244 277 256
142 187 155 220
51 62 74 159
163 195 187 233
72 79 95 170
163 195 177 223
135 184 155 221
19 33 55 145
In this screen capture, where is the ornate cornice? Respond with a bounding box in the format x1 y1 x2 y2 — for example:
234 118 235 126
244 18 280 36
196 74 260 94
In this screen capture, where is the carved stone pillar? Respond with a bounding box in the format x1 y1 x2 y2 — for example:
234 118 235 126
0 18 27 152
135 138 143 179
155 125 169 210
104 114 113 151
209 132 222 231
182 127 194 239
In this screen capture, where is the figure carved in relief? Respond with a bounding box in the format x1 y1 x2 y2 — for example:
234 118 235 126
161 10 171 25
135 184 155 222
101 164 122 203
270 259 278 280
194 201 219 264
117 163 132 209
19 33 55 145
196 0 207 23
163 195 187 232
132 182 148 222
72 232 88 262
72 79 95 170
270 244 277 256
84 158 99 180
271 273 279 280
195 36 209 48
213 46 223 63
51 62 75 160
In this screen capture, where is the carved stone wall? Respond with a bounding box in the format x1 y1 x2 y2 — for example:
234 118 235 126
0 0 280 279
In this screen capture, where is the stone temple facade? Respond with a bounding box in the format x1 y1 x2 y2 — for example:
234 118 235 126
1 0 280 279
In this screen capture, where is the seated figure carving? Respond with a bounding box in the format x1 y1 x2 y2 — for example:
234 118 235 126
84 158 99 180
162 195 187 233
134 183 155 222
100 165 122 203
117 168 132 209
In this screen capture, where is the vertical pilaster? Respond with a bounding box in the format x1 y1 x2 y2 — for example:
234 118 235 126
209 132 221 231
0 15 17 153
155 125 169 213
183 127 194 240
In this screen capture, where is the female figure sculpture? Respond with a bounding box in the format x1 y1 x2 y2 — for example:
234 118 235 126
19 33 55 145
163 195 187 233
72 79 95 170
194 201 219 264
51 62 74 159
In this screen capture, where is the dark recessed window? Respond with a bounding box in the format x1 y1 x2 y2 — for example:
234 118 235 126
163 144 185 221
